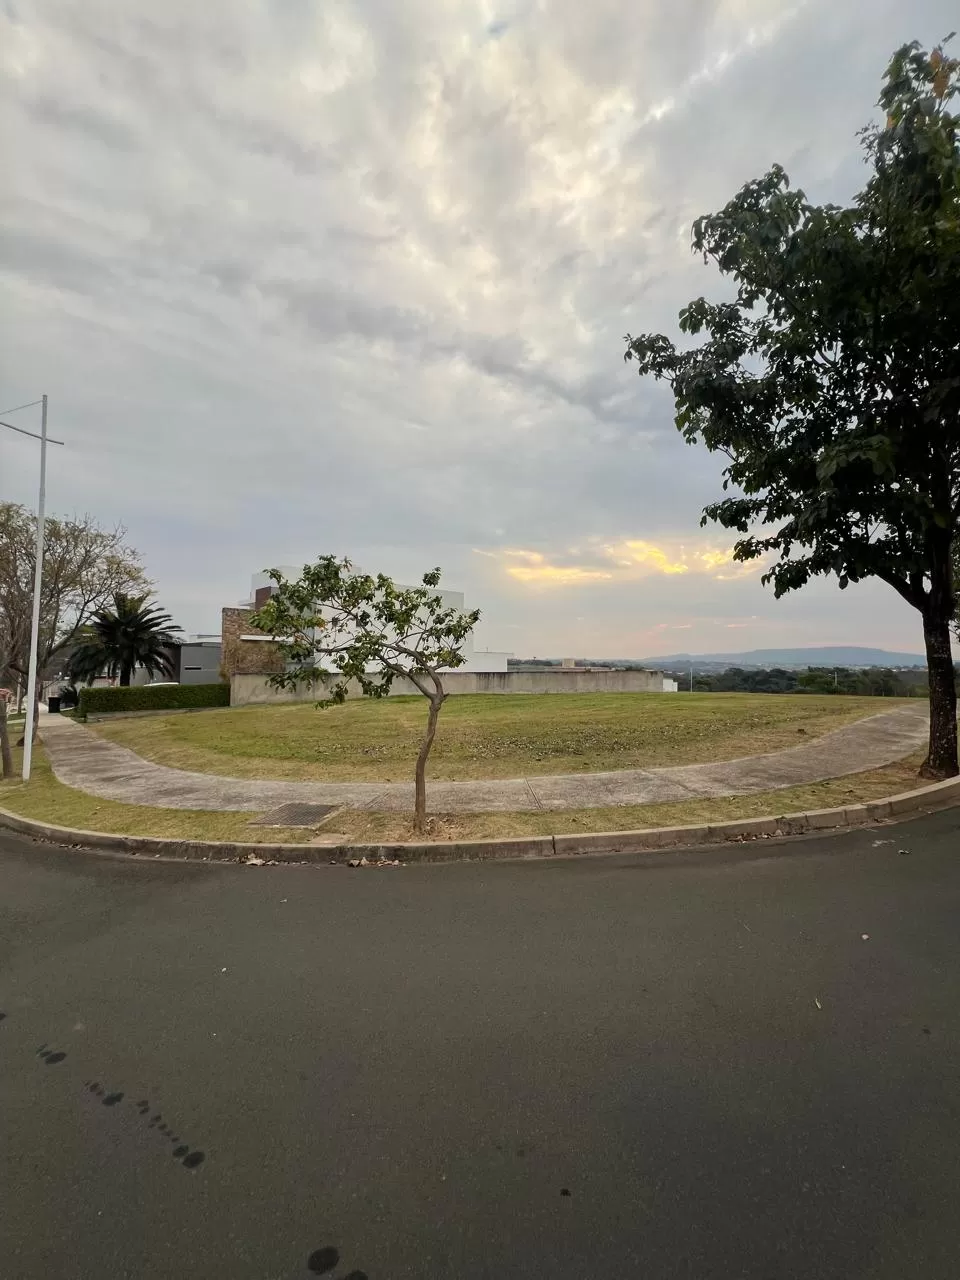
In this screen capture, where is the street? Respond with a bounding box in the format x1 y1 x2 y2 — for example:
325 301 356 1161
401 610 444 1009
2 812 960 1279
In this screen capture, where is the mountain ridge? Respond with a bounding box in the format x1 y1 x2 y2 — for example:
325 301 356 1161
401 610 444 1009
637 645 927 668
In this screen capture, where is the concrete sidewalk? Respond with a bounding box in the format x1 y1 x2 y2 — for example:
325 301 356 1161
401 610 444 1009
36 705 929 813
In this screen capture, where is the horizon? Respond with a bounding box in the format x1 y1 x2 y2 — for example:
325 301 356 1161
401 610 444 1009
510 644 933 663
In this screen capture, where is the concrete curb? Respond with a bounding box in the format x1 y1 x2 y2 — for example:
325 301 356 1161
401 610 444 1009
2 774 959 864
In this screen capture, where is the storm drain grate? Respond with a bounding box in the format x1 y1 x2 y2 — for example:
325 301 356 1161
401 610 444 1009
250 803 337 828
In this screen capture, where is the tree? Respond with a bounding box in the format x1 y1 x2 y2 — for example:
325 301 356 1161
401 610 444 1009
67 594 181 687
249 558 480 834
624 38 960 778
0 502 147 696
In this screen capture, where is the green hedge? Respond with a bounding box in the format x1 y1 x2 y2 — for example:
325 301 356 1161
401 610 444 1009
78 683 230 717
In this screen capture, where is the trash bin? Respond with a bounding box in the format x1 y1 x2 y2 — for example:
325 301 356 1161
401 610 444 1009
47 695 61 714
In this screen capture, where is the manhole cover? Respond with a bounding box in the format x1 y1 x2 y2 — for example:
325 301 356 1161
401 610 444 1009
250 803 337 828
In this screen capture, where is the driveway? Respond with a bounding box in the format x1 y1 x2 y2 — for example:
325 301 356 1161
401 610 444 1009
2 810 959 1278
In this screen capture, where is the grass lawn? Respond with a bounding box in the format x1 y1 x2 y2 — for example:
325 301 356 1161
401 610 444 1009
0 747 311 845
0 743 929 846
86 692 910 783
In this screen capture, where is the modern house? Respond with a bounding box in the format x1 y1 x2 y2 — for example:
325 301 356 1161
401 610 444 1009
220 569 672 705
221 569 512 683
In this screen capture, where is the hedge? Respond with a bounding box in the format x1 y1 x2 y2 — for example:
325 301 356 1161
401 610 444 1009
78 683 230 717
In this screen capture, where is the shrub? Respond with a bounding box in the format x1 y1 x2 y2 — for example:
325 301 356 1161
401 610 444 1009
77 682 230 717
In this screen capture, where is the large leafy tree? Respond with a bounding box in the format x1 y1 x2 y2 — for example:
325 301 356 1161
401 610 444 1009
68 594 181 688
624 38 960 778
250 558 480 834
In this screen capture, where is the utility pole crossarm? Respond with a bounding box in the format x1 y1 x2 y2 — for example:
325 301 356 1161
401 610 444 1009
0 418 65 445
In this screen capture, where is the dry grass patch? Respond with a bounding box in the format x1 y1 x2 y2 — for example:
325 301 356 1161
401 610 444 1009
88 692 910 783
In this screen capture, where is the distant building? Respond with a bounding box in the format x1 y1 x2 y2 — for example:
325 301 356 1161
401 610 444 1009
173 636 223 685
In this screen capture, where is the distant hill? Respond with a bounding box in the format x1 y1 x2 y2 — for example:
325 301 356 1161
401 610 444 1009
636 646 928 670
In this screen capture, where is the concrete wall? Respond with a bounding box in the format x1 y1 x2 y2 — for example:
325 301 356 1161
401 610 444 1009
232 668 667 705
177 642 223 685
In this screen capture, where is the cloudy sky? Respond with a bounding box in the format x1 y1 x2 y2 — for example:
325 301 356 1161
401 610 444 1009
2 0 954 658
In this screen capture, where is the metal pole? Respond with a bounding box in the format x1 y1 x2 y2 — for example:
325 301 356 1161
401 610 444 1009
689 662 694 693
22 395 47 782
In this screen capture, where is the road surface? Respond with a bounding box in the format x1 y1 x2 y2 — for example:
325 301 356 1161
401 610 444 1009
2 812 960 1278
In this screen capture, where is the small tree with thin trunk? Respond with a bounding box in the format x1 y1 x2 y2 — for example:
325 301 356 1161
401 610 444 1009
248 558 480 834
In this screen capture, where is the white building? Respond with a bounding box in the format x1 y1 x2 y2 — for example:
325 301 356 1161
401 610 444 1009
243 569 511 674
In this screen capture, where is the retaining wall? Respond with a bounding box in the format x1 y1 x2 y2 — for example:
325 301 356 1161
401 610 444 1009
230 668 666 705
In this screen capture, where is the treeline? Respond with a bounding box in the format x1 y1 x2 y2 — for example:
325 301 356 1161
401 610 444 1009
670 667 935 697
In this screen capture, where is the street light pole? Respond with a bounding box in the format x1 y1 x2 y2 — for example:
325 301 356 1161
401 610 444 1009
22 395 48 782
1 394 64 782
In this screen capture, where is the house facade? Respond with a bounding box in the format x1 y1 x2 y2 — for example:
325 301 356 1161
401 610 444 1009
221 569 512 682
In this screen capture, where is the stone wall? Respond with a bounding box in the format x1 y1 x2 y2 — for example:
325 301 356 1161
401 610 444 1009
231 668 668 705
220 608 286 680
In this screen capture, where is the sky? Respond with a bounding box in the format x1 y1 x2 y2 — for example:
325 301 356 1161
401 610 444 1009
1 0 955 659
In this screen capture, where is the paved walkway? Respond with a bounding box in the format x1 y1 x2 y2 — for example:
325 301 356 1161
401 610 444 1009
36 705 929 814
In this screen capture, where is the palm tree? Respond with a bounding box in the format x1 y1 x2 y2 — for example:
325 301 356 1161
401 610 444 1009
68 594 182 687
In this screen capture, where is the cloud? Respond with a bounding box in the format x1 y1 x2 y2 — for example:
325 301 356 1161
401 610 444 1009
480 538 766 587
496 549 615 586
605 539 690 576
1 0 953 658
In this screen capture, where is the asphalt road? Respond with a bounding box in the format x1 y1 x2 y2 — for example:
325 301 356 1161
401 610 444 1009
2 813 960 1280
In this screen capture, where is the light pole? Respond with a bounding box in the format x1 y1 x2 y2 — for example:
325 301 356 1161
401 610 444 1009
1 395 65 781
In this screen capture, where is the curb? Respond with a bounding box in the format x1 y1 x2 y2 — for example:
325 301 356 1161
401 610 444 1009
1 774 959 864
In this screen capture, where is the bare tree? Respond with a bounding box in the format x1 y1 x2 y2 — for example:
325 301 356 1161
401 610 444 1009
250 557 479 834
0 503 147 739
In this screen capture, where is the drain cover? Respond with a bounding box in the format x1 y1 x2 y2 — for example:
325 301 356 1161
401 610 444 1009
250 803 337 828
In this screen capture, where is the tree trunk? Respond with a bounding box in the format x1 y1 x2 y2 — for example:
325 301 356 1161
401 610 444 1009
414 694 445 835
120 665 132 687
919 607 958 779
0 701 13 779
